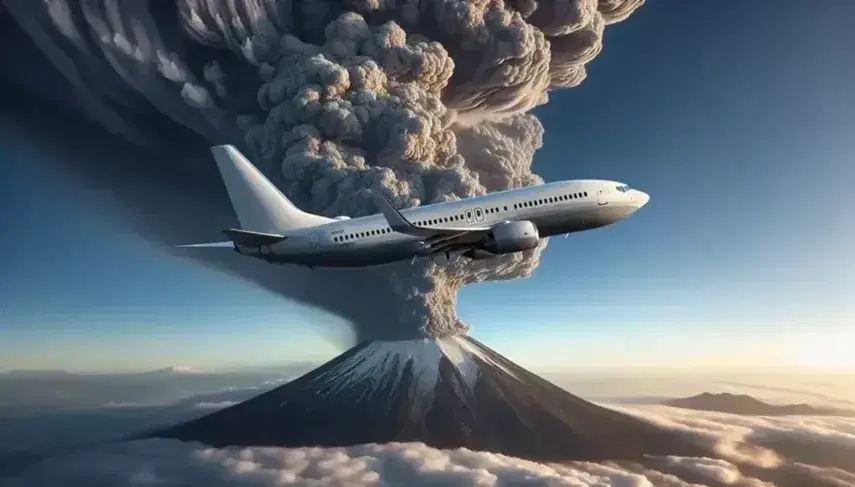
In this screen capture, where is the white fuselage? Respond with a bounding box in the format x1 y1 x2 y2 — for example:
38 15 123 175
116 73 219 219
234 179 649 268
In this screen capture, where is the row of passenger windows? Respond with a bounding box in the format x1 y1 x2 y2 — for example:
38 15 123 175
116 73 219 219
513 191 588 209
332 191 588 242
333 227 392 242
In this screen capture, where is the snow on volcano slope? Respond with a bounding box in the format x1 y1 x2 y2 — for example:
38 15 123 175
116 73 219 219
149 336 710 462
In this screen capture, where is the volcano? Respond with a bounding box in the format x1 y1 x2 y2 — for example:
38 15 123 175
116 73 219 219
151 336 707 462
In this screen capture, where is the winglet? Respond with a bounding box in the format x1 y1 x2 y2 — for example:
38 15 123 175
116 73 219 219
375 192 416 233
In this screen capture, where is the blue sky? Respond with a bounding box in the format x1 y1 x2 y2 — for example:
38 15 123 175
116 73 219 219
1 1 853 372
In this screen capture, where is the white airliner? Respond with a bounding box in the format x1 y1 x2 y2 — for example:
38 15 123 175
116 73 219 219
179 145 650 267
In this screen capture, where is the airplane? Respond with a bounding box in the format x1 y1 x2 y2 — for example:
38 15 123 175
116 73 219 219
178 145 650 268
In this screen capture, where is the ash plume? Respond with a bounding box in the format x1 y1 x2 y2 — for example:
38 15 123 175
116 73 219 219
0 0 644 342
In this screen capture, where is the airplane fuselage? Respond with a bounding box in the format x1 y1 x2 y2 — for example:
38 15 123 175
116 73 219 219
235 179 649 268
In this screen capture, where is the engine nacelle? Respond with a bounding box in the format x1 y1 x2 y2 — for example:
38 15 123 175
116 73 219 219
483 220 539 255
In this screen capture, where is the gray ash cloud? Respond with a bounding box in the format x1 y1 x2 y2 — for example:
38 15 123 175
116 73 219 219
0 0 644 342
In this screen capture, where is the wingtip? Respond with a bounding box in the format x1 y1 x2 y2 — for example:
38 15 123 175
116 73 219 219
375 190 397 208
210 144 235 153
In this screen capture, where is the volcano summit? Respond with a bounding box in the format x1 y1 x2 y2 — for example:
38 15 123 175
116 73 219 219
152 336 708 462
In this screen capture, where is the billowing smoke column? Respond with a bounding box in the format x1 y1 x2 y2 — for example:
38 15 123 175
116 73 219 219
0 0 644 342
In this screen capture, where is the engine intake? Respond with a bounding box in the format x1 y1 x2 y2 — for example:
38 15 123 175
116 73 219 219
483 220 539 254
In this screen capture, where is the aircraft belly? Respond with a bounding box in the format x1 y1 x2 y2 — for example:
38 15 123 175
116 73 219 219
535 204 634 236
297 241 416 268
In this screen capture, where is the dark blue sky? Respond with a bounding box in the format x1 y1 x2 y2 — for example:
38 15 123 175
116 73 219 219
2 1 853 372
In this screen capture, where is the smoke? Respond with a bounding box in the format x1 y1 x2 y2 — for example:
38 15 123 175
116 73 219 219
0 0 644 342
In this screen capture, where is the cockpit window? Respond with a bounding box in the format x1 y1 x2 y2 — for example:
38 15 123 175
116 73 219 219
616 185 630 193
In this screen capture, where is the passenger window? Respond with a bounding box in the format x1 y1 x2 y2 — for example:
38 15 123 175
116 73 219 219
584 192 588 197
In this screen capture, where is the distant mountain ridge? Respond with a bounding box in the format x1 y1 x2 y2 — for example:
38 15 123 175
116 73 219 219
664 392 855 417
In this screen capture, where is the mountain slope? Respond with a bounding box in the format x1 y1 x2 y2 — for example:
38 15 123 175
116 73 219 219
151 337 708 461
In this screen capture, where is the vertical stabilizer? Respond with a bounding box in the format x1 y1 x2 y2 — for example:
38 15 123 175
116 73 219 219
211 145 331 232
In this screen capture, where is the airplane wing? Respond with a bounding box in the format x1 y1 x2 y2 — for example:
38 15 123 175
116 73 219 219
375 193 491 238
375 193 493 256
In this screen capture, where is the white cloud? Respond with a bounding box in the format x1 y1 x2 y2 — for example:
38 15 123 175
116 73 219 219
5 440 656 487
100 401 173 409
193 401 240 410
615 405 855 467
5 405 854 487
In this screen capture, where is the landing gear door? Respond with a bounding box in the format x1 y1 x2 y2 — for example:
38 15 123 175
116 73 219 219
597 185 608 206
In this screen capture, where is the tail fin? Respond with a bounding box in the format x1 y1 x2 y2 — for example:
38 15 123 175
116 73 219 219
211 145 331 233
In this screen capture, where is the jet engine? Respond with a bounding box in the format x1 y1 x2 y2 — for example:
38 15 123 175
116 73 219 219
484 220 540 254
462 221 540 260
463 220 540 260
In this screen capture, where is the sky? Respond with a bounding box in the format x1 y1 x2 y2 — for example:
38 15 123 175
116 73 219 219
1 1 854 373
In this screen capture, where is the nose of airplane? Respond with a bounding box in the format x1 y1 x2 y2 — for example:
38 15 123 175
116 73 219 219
631 189 650 208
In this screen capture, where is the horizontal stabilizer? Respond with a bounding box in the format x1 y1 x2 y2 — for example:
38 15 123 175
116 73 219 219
222 228 285 247
176 241 234 248
176 229 284 249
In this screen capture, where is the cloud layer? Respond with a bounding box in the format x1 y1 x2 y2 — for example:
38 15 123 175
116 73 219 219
5 405 854 487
